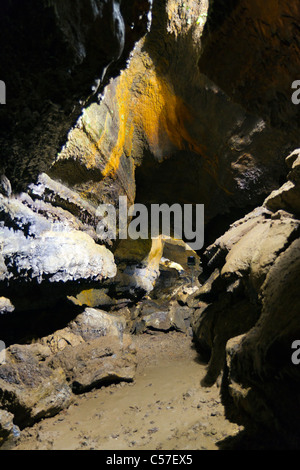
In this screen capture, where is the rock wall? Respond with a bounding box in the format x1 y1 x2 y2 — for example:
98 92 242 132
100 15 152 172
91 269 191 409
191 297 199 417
0 0 152 316
43 0 300 306
190 0 300 446
0 0 152 191
190 150 300 446
199 0 300 130
53 0 298 227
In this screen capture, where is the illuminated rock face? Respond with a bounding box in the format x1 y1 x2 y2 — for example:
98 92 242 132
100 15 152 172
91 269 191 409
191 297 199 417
0 0 152 313
50 0 298 230
0 0 152 191
0 192 117 313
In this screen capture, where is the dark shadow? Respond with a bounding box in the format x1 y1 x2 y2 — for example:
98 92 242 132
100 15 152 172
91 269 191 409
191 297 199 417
198 0 300 133
132 0 289 256
217 427 300 450
0 0 152 191
0 297 84 347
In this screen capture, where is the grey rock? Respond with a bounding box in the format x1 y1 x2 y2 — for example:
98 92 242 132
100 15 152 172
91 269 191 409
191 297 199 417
68 307 126 342
0 410 20 447
0 193 117 310
136 299 192 334
0 175 12 198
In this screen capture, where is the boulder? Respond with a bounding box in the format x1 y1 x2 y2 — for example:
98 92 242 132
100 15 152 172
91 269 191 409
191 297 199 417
0 306 138 433
265 151 300 216
68 307 127 342
49 334 137 394
40 329 85 355
0 410 20 447
134 299 193 335
0 343 72 429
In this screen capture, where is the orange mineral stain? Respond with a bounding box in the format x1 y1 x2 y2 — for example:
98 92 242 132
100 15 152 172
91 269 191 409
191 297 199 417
83 48 229 193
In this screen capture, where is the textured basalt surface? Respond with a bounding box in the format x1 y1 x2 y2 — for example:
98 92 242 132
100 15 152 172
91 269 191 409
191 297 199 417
0 0 152 191
52 0 298 229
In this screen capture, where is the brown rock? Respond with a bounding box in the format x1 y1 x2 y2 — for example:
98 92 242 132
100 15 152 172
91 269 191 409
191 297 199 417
222 239 300 446
0 343 72 429
49 334 137 394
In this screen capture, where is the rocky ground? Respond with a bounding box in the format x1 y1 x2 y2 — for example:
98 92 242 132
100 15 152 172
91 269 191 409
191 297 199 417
4 332 242 451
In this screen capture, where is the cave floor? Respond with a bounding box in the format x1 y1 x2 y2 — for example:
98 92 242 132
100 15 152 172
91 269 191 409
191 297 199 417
10 332 242 451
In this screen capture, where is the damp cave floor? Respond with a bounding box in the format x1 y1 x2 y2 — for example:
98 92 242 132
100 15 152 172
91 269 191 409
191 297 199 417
9 331 245 451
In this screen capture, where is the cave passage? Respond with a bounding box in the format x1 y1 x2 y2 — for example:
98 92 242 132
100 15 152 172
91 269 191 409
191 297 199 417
0 0 300 452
